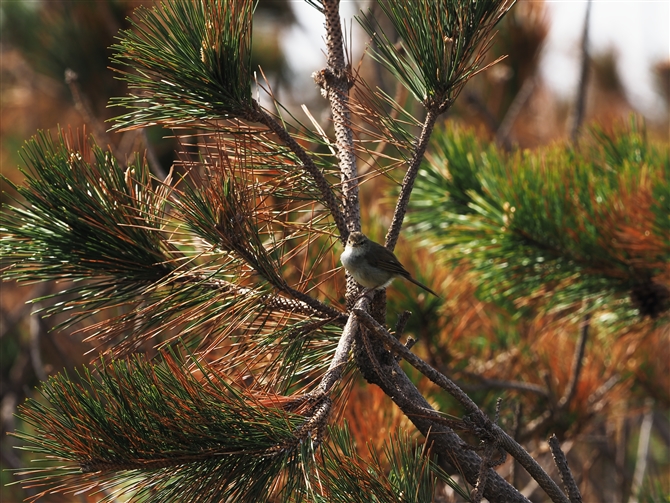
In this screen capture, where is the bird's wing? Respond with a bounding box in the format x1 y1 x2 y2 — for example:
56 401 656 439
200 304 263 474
369 250 411 278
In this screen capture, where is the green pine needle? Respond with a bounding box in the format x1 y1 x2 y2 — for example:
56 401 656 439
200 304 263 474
409 121 670 320
13 352 318 502
358 0 514 112
0 130 341 357
109 0 254 130
299 423 471 503
176 165 288 291
1 130 174 285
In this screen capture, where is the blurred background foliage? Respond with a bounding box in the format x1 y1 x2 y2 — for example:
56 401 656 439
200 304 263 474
1 0 668 501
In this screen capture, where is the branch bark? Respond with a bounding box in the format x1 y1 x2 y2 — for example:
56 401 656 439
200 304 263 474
558 313 591 411
319 0 360 235
569 0 592 143
549 434 583 503
385 108 439 251
354 309 569 503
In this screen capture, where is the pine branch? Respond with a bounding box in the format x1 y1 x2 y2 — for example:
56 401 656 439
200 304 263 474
349 317 532 503
385 108 439 251
1 130 174 277
175 156 345 320
248 102 348 240
557 313 591 411
358 0 514 113
0 131 179 327
13 352 320 502
315 0 361 236
353 308 571 503
409 123 670 319
1 130 345 361
356 0 514 250
109 0 254 130
68 266 345 361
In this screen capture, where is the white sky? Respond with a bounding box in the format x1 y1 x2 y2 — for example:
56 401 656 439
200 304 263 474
283 1 670 120
542 1 670 119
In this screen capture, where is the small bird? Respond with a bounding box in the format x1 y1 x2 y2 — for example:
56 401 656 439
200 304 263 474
340 231 438 297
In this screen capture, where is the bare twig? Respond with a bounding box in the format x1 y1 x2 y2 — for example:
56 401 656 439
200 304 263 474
354 308 479 414
549 435 582 503
569 0 592 142
628 400 655 503
587 374 620 409
511 402 523 488
353 340 531 500
558 313 591 410
281 284 347 324
394 310 412 338
459 372 549 397
496 76 536 149
385 108 439 251
353 308 571 503
393 309 415 361
523 315 592 439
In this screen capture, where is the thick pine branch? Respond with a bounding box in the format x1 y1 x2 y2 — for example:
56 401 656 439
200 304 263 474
317 0 360 236
350 315 534 502
354 308 571 503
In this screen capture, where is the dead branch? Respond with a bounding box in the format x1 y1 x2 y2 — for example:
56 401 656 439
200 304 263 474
549 434 583 503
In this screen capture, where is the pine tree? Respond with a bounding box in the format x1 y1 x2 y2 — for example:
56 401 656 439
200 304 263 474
2 0 668 502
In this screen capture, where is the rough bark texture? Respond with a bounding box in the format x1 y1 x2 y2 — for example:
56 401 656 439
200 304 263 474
353 336 532 503
320 0 360 236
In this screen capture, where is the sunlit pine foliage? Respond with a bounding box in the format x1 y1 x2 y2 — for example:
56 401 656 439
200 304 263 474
409 119 670 322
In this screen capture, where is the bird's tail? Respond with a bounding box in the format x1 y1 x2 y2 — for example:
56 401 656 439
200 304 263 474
406 276 439 298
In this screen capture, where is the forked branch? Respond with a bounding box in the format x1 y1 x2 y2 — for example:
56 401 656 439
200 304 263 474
354 308 571 503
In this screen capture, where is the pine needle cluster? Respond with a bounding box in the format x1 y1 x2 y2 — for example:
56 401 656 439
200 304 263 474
409 119 670 321
5 0 662 501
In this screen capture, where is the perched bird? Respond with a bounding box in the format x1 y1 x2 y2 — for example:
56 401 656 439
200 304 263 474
340 231 438 297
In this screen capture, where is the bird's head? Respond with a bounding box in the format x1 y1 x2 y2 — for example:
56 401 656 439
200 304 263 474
346 231 368 248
